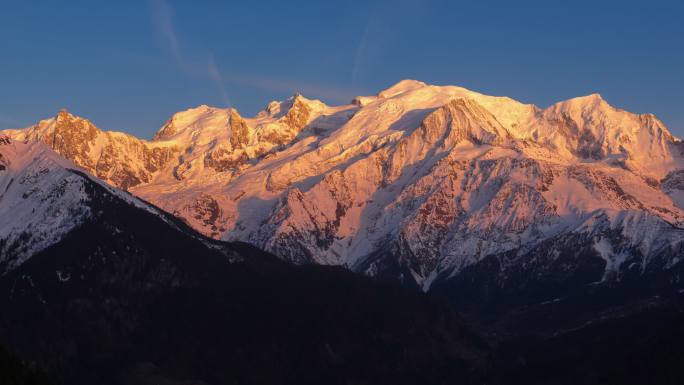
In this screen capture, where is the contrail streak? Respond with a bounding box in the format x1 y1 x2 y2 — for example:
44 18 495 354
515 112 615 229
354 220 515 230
208 54 232 107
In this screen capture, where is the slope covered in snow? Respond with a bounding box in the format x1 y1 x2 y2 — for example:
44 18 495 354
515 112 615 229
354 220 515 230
0 135 206 273
4 80 684 292
0 136 92 271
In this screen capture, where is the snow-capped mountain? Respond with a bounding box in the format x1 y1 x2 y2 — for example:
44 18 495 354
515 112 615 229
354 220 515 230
5 80 684 294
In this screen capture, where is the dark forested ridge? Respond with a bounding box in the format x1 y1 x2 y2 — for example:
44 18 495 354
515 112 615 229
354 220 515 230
0 344 52 385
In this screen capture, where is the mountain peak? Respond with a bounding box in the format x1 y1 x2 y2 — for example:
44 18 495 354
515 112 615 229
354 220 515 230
551 93 609 113
177 104 221 116
258 93 327 119
55 108 79 122
55 110 98 129
378 79 428 98
153 105 226 140
574 92 603 101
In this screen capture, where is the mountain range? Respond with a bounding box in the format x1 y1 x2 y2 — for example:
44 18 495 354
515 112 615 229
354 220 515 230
3 80 684 384
5 81 684 291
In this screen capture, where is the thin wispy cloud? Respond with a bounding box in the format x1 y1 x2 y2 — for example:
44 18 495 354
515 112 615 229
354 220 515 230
208 53 232 107
351 20 372 85
349 8 394 87
351 0 432 86
147 0 362 107
148 0 186 71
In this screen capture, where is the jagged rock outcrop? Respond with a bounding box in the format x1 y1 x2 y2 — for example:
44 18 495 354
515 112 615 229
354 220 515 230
228 108 249 148
7 110 179 190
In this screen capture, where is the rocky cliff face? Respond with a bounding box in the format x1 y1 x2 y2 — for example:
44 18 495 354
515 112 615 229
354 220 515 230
8 110 178 190
5 80 684 297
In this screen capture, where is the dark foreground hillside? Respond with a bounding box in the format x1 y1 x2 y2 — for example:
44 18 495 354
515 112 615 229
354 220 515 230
491 300 684 385
429 251 684 385
0 176 488 385
0 344 52 385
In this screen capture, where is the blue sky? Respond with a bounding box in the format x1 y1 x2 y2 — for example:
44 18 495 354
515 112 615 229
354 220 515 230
1 0 682 138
